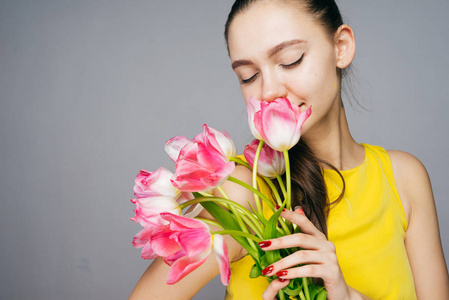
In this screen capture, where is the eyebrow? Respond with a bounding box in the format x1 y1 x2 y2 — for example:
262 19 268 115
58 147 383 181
231 39 305 70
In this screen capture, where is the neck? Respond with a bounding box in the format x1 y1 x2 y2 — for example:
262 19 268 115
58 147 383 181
302 104 364 171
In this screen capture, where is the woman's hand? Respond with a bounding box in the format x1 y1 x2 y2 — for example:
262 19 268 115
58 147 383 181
260 207 371 300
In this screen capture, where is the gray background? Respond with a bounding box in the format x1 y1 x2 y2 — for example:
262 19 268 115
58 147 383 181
0 0 448 299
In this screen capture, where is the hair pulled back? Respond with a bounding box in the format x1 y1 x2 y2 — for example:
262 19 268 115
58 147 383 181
225 0 346 236
225 0 343 46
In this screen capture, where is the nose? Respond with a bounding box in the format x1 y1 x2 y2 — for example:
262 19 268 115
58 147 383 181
260 71 287 102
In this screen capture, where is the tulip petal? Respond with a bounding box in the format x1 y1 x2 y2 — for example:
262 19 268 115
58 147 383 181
260 99 298 151
246 96 262 139
161 213 209 231
133 167 183 201
194 125 225 157
166 250 211 284
183 203 204 219
207 126 237 159
131 196 181 226
150 230 183 257
172 141 234 192
213 234 231 286
177 229 212 257
243 139 285 178
165 136 192 162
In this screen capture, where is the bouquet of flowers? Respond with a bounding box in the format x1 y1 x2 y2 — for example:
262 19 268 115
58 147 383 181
130 96 326 300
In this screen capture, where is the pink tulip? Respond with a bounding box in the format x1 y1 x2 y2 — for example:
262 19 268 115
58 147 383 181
166 125 237 164
133 168 192 203
194 125 237 159
130 196 182 226
244 139 285 178
165 136 192 162
253 97 311 151
212 234 230 285
132 213 230 285
246 96 263 140
171 140 235 192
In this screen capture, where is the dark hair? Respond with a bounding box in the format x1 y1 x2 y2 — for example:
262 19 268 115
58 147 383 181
225 0 346 236
224 0 343 49
281 140 345 236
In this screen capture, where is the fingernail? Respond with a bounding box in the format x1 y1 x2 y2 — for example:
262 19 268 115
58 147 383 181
275 205 285 211
279 278 288 282
294 206 305 215
276 270 288 277
258 240 272 248
261 265 274 275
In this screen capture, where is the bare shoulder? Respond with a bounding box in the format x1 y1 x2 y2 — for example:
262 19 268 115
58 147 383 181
213 164 255 209
387 150 432 214
387 150 429 180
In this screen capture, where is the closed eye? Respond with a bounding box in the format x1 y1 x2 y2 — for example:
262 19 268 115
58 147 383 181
240 73 258 84
281 54 304 69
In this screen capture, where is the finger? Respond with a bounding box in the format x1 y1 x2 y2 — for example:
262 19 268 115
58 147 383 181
276 264 341 283
258 232 328 251
261 249 335 277
279 207 326 239
262 278 290 300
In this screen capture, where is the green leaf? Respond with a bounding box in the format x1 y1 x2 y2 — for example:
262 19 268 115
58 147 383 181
249 264 262 278
200 201 259 258
315 289 327 300
248 201 267 227
282 278 302 296
307 283 326 300
260 254 269 269
262 204 284 265
192 192 203 198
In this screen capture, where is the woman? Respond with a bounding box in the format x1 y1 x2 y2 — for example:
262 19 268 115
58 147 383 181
129 0 449 299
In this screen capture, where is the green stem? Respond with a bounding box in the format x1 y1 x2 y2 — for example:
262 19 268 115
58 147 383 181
199 191 214 197
283 150 292 210
262 177 292 234
263 177 282 206
229 156 251 169
239 213 265 238
217 186 230 199
179 197 264 239
278 290 286 300
217 186 255 248
299 291 306 300
252 140 265 215
276 175 287 200
303 277 311 300
212 230 262 243
227 176 274 212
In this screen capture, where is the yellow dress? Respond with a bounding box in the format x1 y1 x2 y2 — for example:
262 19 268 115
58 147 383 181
225 144 417 300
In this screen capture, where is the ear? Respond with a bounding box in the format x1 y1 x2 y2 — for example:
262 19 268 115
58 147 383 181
334 25 356 69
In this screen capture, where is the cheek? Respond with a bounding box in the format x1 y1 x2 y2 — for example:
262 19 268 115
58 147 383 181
240 83 262 102
301 56 339 102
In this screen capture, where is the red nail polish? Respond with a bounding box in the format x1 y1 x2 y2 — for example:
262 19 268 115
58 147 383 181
294 206 305 215
275 205 285 211
276 270 288 277
261 265 273 275
279 278 287 282
258 241 272 248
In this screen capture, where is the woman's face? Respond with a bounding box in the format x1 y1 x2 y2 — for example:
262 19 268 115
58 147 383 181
227 2 343 137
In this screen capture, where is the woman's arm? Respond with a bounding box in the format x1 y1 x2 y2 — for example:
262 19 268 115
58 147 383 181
128 165 256 299
389 150 449 299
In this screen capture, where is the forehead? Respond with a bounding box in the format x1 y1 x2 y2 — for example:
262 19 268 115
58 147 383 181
227 2 328 60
